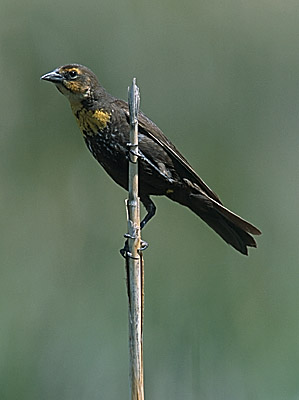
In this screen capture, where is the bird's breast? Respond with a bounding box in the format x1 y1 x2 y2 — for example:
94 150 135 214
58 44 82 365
71 104 112 137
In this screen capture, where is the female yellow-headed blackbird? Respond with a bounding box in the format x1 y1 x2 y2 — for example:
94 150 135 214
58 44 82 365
41 64 261 255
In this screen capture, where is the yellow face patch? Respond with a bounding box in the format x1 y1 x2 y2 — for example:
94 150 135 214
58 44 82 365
58 66 90 95
71 105 111 136
64 80 87 94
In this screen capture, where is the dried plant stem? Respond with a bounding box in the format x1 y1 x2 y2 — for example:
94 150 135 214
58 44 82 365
126 78 144 400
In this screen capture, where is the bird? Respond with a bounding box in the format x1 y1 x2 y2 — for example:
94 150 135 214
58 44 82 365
41 64 261 255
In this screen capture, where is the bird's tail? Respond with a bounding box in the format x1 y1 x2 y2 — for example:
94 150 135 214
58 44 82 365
181 191 261 255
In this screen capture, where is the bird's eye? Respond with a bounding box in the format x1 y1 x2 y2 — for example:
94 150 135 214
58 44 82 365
69 70 78 79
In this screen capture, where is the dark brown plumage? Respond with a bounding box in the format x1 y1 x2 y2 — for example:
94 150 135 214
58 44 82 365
41 64 261 255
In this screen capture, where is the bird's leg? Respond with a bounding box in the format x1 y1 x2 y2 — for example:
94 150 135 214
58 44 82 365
120 197 154 258
140 196 156 229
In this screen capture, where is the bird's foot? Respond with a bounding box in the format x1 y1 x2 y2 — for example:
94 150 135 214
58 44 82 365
120 240 139 259
126 142 139 164
120 235 149 258
139 239 149 251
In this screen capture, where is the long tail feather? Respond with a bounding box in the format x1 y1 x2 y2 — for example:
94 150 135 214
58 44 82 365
187 192 261 255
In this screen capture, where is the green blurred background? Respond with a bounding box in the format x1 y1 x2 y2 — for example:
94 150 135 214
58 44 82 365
1 0 299 399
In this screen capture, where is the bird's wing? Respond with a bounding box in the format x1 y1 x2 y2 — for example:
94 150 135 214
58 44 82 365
113 99 222 203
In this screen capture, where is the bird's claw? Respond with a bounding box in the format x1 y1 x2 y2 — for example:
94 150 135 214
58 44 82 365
139 240 149 252
124 233 136 240
120 240 131 258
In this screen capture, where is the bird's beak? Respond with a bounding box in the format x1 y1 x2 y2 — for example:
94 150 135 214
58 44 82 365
40 69 63 83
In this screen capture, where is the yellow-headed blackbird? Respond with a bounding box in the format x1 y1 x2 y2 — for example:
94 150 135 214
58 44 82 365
41 64 261 255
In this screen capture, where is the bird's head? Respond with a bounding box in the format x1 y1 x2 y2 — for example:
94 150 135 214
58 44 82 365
41 64 99 104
